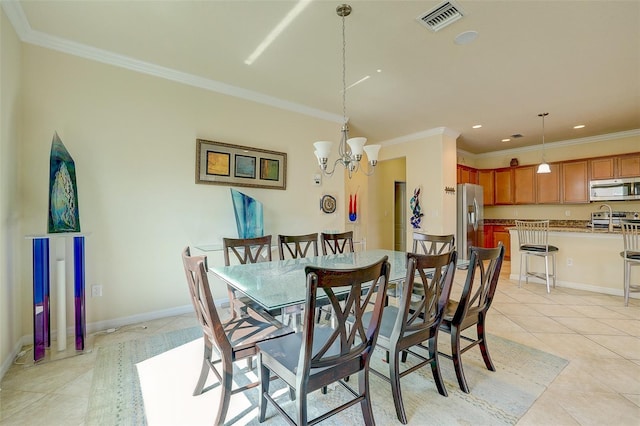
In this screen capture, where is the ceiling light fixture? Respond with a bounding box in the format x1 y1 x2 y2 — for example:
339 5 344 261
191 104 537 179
574 124 585 129
536 112 551 174
313 4 380 178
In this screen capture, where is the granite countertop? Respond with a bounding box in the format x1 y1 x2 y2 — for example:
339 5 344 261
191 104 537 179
485 219 623 234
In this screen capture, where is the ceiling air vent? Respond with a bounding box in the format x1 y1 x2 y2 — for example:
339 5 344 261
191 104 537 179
417 1 464 32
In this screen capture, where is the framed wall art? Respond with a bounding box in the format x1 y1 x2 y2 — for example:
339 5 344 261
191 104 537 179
196 139 287 190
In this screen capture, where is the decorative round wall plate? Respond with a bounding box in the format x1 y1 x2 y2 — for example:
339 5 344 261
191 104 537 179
320 195 337 214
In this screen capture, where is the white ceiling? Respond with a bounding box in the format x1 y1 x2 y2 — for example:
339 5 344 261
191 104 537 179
5 0 640 154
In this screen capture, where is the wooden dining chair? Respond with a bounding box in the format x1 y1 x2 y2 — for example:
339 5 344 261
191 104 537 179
181 247 293 425
320 231 354 255
256 256 391 425
366 250 457 424
277 233 319 329
438 243 505 393
223 235 272 318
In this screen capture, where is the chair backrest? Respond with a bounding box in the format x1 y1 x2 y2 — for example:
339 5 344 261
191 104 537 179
449 244 505 325
278 233 319 260
320 231 354 255
181 247 229 354
223 235 272 266
515 220 550 249
412 232 455 255
621 220 640 255
299 256 390 375
395 250 457 337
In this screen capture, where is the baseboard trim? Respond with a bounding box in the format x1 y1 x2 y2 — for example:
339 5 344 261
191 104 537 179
508 273 637 299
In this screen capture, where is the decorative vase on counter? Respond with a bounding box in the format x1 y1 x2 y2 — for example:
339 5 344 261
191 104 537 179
510 158 519 167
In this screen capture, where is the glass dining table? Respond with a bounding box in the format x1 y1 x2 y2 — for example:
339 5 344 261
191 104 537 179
209 249 468 312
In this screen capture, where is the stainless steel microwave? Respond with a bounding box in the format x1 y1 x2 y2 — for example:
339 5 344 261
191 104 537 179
589 177 640 201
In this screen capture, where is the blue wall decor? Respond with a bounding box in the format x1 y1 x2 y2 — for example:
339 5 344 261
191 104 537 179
230 188 264 238
48 132 81 233
410 187 424 229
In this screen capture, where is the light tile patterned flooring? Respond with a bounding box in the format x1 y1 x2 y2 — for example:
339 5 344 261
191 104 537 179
1 262 639 425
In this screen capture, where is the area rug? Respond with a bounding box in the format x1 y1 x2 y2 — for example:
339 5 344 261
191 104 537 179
87 326 568 425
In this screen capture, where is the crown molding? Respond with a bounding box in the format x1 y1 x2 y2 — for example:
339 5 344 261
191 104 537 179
1 1 343 125
382 127 461 146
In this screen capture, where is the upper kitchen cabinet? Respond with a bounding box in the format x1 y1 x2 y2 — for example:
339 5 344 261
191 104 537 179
514 166 536 204
457 164 478 184
478 170 495 206
590 153 640 179
562 160 589 203
494 168 514 205
536 163 561 204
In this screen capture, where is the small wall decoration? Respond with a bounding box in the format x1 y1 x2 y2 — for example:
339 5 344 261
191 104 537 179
409 187 424 229
48 132 81 233
320 195 336 214
196 139 287 190
348 188 359 222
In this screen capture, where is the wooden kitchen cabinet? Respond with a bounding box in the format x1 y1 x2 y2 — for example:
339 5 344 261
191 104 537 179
514 166 536 204
618 153 640 178
562 160 589 203
457 165 478 184
536 163 561 204
478 170 495 206
494 168 514 205
590 153 640 179
492 225 511 261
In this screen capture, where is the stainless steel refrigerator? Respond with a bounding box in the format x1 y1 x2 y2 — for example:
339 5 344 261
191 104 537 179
456 183 484 260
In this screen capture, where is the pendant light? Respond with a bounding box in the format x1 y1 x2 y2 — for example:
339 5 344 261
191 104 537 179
313 4 381 179
536 112 551 174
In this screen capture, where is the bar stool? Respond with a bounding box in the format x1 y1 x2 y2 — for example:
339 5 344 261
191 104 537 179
620 220 640 306
515 220 558 293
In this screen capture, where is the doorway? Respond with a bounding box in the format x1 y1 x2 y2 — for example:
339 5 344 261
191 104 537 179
394 181 406 251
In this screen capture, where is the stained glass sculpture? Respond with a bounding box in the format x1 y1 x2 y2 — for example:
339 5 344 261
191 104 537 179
230 188 264 238
48 132 81 233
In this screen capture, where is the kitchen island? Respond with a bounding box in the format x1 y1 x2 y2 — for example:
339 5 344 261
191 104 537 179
508 224 628 297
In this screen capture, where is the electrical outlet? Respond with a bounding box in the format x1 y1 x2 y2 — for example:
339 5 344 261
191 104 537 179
565 210 571 217
567 258 573 267
92 285 103 297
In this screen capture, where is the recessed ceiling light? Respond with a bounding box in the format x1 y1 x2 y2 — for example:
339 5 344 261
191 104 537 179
472 124 482 129
573 124 585 129
376 69 382 73
454 30 479 45
502 138 510 142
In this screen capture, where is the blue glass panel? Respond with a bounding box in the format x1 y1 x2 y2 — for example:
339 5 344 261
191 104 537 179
48 132 81 233
230 189 264 238
74 237 86 350
33 238 50 361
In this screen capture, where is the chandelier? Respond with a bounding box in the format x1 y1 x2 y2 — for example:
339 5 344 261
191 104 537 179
313 4 381 178
536 112 551 174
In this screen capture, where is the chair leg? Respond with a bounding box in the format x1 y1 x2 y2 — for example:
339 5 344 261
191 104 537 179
258 355 270 422
450 326 470 393
624 261 630 307
193 344 212 396
295 385 308 426
359 367 376 426
544 255 551 293
518 253 524 288
389 350 407 424
214 355 233 426
428 336 447 397
477 315 495 372
552 253 557 289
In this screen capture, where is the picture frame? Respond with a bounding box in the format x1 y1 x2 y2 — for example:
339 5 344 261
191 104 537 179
196 139 287 190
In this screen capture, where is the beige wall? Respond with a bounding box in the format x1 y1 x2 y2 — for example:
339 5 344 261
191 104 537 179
0 8 24 376
19 45 348 335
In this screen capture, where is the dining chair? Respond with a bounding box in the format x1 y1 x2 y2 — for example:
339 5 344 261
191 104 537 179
277 233 319 329
438 243 505 393
181 247 293 426
256 256 391 425
367 250 457 424
401 233 455 302
320 231 354 255
515 220 558 293
620 220 640 306
223 235 272 318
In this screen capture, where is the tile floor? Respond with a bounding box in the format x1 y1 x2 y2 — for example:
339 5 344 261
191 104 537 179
1 262 639 425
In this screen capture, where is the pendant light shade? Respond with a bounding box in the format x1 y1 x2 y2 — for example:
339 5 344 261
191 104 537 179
537 112 551 174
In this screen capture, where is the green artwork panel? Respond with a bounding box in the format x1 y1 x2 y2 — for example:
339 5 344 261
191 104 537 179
48 132 81 233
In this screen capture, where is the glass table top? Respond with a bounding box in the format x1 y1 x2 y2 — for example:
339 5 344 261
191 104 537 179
209 249 468 311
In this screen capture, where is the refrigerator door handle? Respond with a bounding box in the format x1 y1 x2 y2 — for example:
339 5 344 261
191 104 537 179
470 198 479 231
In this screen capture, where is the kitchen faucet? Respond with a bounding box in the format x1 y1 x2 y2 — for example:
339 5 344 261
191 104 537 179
599 203 613 232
